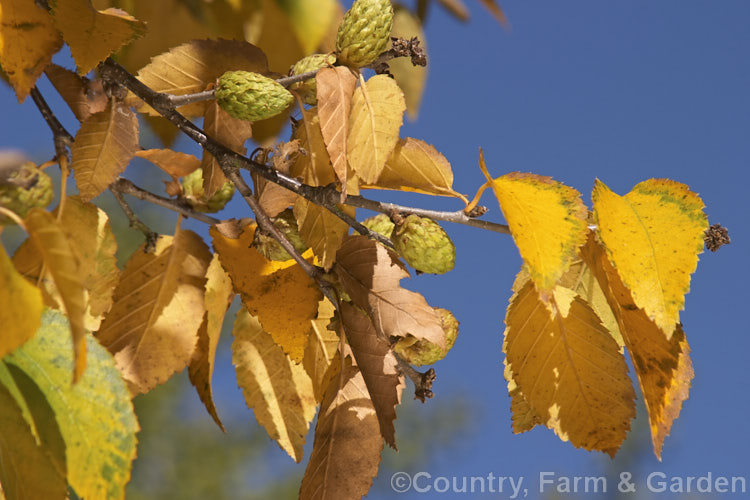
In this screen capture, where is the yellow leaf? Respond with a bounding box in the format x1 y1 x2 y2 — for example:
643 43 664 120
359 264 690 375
135 149 201 179
232 308 317 462
72 100 139 201
210 224 322 362
582 235 693 460
5 309 139 500
592 179 707 339
390 7 428 119
300 355 382 500
294 198 353 271
132 39 268 117
188 254 234 432
363 137 465 201
23 209 87 382
278 0 337 55
0 244 43 358
503 360 542 433
348 75 405 184
489 170 588 296
0 380 66 500
97 229 212 394
50 0 146 74
291 106 336 187
44 64 108 122
316 66 357 193
340 303 404 449
335 235 445 347
201 100 252 197
14 197 119 332
253 0 303 73
302 298 339 403
0 0 62 102
503 280 636 456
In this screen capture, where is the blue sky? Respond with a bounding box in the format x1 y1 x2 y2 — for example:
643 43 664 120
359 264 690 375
1 1 749 499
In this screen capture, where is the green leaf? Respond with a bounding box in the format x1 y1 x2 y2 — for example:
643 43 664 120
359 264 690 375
4 309 139 500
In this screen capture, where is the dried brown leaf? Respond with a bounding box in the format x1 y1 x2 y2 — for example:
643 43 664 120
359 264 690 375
291 106 336 187
255 141 301 217
201 101 252 197
135 149 201 179
72 100 139 201
293 199 353 271
316 66 357 193
44 64 107 122
299 356 382 500
98 229 211 394
340 302 404 449
335 235 444 347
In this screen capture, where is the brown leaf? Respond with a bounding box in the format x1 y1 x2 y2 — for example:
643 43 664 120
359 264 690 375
188 254 234 431
135 149 201 179
293 199 353 271
299 355 382 500
316 66 357 194
291 106 336 187
23 208 87 382
97 229 212 394
340 302 404 449
72 100 139 201
132 39 268 117
302 298 339 403
582 234 693 460
505 361 543 433
255 141 301 217
503 281 636 456
232 307 317 462
201 101 252 197
44 64 107 121
0 0 63 102
50 0 146 74
335 235 445 347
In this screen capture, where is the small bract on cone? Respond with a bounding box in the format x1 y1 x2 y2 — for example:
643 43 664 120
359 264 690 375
394 308 459 366
181 168 235 213
289 53 337 106
392 214 455 274
361 213 395 239
253 208 309 261
0 162 54 224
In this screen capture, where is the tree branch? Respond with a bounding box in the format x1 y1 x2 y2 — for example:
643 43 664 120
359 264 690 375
110 185 158 250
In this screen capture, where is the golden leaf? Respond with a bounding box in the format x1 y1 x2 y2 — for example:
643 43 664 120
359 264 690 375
50 0 146 74
302 298 339 403
44 64 107 122
188 254 234 432
5 309 139 500
582 234 693 460
503 280 636 456
316 66 357 193
340 303 404 449
390 8 428 119
135 149 201 179
0 244 42 358
23 209 87 382
0 0 62 102
0 381 66 500
348 75 405 184
592 179 707 339
132 39 268 117
97 229 212 394
232 308 317 462
210 224 322 362
503 360 542 433
294 198 353 271
253 0 303 73
489 170 588 296
291 106 336 187
335 235 445 347
363 137 465 200
278 0 337 55
72 100 139 201
300 355 382 500
201 101 252 197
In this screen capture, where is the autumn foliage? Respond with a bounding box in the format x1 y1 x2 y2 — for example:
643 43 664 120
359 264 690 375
0 0 723 499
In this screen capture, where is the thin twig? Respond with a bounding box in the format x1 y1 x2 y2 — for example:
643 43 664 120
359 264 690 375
276 70 320 87
163 89 216 109
396 355 436 403
110 186 158 250
110 178 221 225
